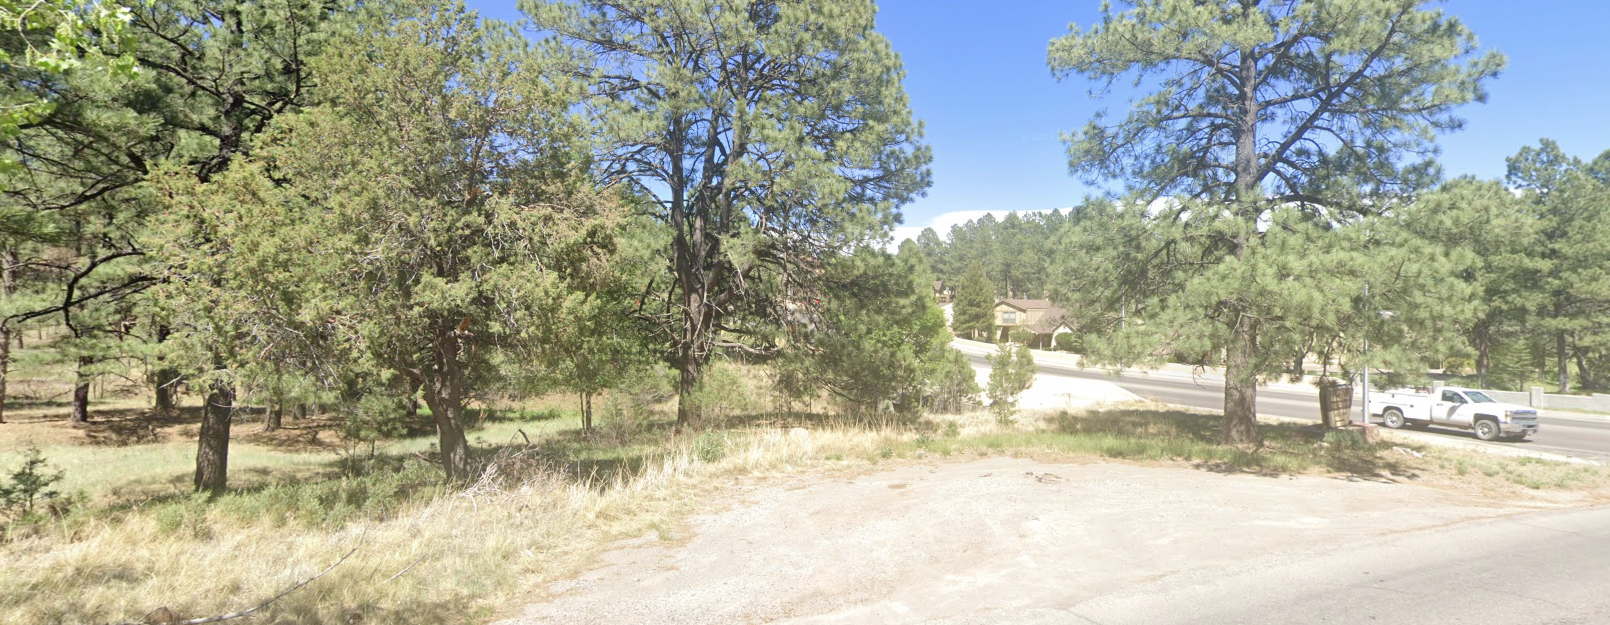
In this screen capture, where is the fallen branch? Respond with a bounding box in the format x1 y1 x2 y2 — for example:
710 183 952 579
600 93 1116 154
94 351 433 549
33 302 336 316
381 554 428 586
120 544 361 625
412 451 441 465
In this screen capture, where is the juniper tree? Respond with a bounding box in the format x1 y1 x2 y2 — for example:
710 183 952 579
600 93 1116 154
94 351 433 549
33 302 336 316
774 241 973 415
153 0 618 484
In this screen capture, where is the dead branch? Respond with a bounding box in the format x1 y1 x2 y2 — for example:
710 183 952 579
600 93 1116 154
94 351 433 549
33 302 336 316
381 554 428 586
119 544 361 625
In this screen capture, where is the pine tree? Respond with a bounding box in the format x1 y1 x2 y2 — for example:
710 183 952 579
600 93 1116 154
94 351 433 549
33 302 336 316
526 0 932 429
952 262 996 341
987 343 1035 423
1506 140 1610 393
1047 0 1503 443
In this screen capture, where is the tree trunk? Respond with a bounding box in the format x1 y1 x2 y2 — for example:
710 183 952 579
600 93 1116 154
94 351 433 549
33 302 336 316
153 369 180 411
71 356 92 424
421 383 473 484
153 325 180 412
194 380 234 495
264 401 282 432
0 326 8 424
676 357 703 430
0 248 14 424
1557 331 1571 393
1219 44 1264 447
1475 324 1491 389
579 392 594 432
1575 349 1595 393
295 403 307 420
1221 315 1261 445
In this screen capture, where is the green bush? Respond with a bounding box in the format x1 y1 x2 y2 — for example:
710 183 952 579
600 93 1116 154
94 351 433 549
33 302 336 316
619 363 679 405
0 448 63 518
686 362 764 422
205 459 442 530
924 348 981 413
1053 332 1081 353
1322 428 1370 451
987 344 1036 423
694 431 727 463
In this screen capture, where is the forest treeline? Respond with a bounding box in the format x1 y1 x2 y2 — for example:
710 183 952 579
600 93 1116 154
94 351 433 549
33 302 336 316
6 0 1608 483
920 138 1610 398
0 0 979 488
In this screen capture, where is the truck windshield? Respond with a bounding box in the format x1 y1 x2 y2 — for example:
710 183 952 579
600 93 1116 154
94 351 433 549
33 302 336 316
1465 391 1497 403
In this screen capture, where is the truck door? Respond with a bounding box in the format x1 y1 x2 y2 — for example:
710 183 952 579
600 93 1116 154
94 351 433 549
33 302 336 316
1435 390 1466 423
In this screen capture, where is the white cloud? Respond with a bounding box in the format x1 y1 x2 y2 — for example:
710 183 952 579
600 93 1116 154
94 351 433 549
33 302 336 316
884 208 1068 251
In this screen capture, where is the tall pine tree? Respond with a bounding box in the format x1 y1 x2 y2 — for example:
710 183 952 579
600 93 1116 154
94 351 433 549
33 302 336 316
952 261 996 341
1047 0 1502 443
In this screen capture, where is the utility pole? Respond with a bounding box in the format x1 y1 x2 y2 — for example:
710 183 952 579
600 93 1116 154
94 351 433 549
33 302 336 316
1359 279 1397 427
1361 336 1370 426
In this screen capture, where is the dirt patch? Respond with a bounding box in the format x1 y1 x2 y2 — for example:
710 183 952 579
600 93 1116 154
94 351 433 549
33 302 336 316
497 457 1539 625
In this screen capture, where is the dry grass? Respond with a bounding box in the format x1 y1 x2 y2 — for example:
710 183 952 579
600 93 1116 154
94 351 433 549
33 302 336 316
1 399 1606 625
0 408 923 624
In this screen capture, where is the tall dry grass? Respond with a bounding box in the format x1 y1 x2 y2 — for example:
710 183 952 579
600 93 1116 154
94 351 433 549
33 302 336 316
3 402 1605 624
0 418 928 624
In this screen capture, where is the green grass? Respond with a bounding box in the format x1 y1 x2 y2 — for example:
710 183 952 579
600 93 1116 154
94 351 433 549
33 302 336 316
0 411 569 500
1432 452 1607 490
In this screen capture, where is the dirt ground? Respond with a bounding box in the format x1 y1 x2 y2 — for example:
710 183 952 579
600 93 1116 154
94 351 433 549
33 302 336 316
496 457 1545 625
0 404 351 453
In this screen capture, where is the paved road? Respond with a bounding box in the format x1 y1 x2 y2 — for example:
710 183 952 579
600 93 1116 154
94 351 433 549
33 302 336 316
965 353 1610 461
1071 504 1610 625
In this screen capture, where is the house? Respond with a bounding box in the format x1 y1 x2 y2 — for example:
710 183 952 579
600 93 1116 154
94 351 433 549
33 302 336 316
932 279 953 304
993 298 1074 349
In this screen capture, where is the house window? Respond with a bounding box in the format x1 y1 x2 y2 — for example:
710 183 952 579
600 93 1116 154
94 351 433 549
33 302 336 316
1003 312 1017 324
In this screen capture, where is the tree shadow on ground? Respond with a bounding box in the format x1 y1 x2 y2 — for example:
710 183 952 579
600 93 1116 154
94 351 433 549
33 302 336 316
75 408 173 446
702 408 920 432
475 423 668 492
1050 407 1424 481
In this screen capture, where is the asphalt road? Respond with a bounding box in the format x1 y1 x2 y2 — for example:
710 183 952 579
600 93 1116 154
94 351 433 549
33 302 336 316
1070 504 1610 625
966 353 1610 461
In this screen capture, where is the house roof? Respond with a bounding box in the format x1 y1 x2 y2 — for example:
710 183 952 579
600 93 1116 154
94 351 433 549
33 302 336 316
996 298 1054 312
1027 306 1070 334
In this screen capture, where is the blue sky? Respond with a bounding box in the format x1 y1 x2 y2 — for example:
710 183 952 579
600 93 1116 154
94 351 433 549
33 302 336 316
468 1 1610 242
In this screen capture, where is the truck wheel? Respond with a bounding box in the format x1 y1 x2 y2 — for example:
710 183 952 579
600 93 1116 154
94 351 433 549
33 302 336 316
1473 418 1501 442
1382 408 1406 429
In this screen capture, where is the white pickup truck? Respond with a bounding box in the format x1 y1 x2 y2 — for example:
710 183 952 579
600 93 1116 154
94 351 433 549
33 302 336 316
1368 387 1540 441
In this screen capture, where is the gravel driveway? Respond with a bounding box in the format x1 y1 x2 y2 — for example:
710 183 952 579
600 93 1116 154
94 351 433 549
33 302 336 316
496 458 1526 624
